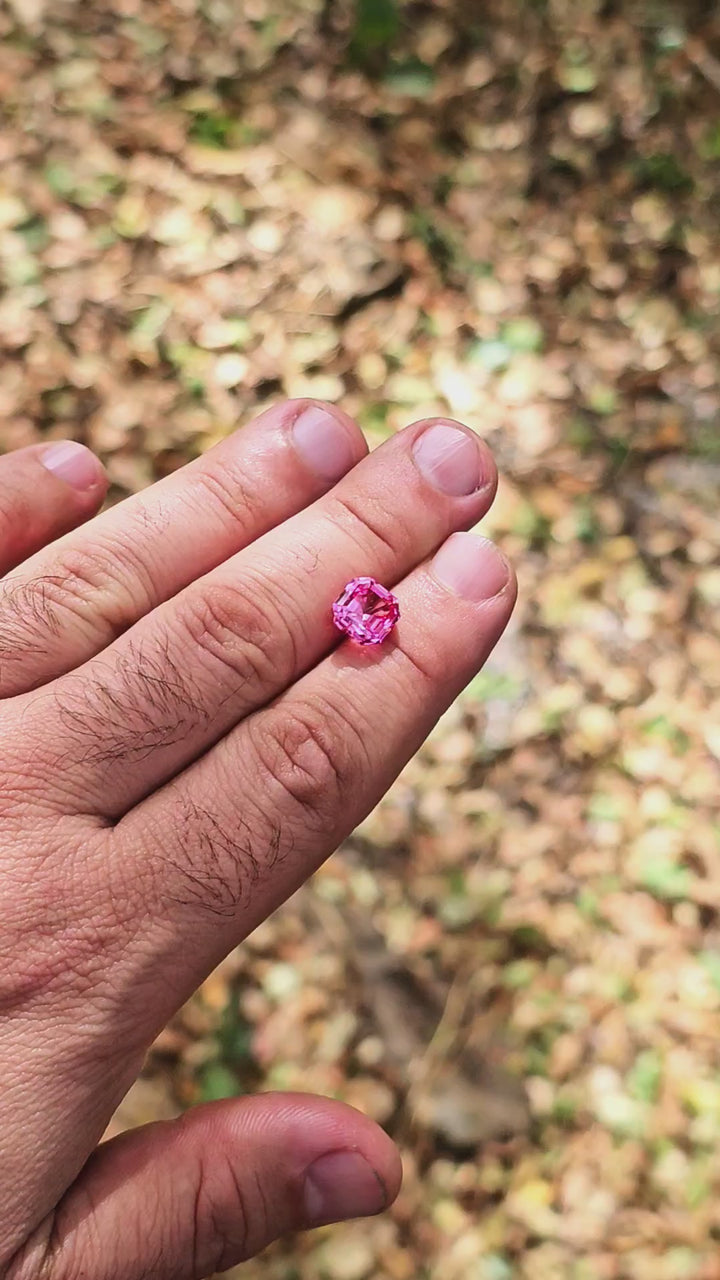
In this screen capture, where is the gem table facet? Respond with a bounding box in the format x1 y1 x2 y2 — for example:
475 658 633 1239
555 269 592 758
332 577 400 646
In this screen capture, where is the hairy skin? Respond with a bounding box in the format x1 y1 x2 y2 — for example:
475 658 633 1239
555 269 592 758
0 400 516 1280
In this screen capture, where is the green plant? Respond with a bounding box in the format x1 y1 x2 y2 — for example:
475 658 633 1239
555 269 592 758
197 992 256 1103
188 109 236 149
634 152 694 195
350 0 399 62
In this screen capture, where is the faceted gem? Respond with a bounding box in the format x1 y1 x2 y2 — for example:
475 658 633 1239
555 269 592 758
332 577 400 646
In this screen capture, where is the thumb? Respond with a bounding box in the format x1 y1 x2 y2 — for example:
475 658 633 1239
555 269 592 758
8 1094 402 1280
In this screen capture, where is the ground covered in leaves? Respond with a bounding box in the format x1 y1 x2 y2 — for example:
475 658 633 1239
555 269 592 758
2 0 720 1276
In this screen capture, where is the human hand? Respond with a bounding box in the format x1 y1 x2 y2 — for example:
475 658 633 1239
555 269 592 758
0 401 515 1279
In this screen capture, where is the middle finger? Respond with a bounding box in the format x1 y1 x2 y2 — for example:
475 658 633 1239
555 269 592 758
40 418 495 816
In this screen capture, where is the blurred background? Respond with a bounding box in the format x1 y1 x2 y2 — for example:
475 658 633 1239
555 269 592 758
2 0 720 1275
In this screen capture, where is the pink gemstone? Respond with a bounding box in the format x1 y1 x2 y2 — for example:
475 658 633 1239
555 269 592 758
332 577 400 646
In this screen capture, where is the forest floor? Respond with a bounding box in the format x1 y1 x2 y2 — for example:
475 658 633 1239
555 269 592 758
1 1 720 1276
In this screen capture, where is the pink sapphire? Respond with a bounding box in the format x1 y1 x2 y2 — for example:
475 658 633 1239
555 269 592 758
332 577 400 646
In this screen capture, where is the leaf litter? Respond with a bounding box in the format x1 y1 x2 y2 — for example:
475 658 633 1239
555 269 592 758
2 0 720 1275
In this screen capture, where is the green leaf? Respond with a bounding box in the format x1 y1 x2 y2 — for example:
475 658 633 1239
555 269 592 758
188 110 236 149
438 893 480 930
383 58 435 97
689 420 720 459
410 208 460 273
575 498 602 544
501 317 544 353
587 793 623 822
685 1165 711 1208
511 924 552 953
468 338 512 372
595 1091 647 1137
628 1049 662 1103
552 1093 578 1125
503 959 538 988
634 152 694 195
576 888 600 921
655 25 686 52
699 950 720 994
16 215 48 252
566 416 595 452
699 123 720 161
199 1062 241 1103
357 401 393 437
217 998 255 1067
481 1257 513 1280
462 669 524 703
44 163 76 197
510 500 552 544
351 0 399 54
586 383 618 415
640 855 693 902
557 47 598 93
131 301 172 343
641 715 691 753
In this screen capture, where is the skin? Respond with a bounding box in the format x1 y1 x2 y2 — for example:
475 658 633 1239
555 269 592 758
0 401 516 1280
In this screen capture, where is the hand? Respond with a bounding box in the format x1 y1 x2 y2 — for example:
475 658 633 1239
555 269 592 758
0 401 515 1280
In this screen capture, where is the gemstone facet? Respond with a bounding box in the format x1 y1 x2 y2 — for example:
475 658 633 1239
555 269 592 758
332 577 400 646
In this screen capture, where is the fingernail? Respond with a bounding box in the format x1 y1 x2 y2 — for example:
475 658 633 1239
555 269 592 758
41 441 103 492
432 532 510 600
304 1151 388 1226
412 422 483 496
292 404 357 483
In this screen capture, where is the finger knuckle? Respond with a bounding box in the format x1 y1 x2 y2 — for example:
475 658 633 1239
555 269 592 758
252 698 361 826
175 579 297 692
189 463 265 534
326 489 408 560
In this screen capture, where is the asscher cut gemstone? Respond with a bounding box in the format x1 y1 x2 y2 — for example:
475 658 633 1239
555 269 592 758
332 577 400 646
